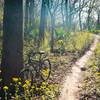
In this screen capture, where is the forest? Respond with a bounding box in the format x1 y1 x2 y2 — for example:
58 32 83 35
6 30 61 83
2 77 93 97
0 0 100 100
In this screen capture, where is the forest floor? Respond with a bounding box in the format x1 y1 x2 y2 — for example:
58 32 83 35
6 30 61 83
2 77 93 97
0 33 99 100
58 35 100 100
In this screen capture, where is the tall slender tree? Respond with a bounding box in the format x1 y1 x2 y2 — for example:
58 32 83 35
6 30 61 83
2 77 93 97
96 10 100 29
29 0 35 30
65 0 68 31
79 0 82 31
25 0 30 34
87 0 95 30
50 13 55 52
38 0 47 47
47 0 60 52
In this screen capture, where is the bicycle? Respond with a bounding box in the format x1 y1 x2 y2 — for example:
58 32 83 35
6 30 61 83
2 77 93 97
19 50 51 84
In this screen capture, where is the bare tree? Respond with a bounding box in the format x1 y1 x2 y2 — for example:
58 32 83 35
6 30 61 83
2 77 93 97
87 0 95 30
96 10 100 29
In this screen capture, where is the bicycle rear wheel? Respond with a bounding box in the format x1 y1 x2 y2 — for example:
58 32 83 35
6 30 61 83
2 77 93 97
19 68 34 85
40 59 51 81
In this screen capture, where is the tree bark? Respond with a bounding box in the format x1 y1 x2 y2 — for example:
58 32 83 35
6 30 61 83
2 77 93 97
29 0 35 30
25 0 29 34
65 0 69 31
50 14 55 52
1 0 24 87
61 0 66 31
96 10 100 30
87 0 95 30
79 0 82 31
38 0 47 47
87 9 91 30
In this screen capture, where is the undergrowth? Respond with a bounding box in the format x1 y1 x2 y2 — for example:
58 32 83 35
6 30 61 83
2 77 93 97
1 78 60 100
66 32 93 53
0 31 94 100
80 42 100 100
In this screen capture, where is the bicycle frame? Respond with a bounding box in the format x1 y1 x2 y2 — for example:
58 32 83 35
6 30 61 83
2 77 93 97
28 52 47 78
22 51 51 82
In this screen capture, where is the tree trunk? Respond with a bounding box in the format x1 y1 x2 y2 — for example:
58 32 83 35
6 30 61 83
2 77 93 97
65 0 69 31
38 0 47 47
79 0 82 31
87 9 91 30
68 0 72 32
96 10 100 30
25 0 29 35
61 0 66 31
29 0 35 30
50 14 55 52
1 0 24 87
87 0 95 30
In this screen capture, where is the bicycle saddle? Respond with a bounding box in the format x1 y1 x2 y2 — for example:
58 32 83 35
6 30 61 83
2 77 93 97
38 50 45 54
29 50 45 55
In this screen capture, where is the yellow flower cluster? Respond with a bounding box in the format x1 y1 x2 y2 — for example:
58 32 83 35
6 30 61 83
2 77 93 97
57 40 64 45
18 82 21 85
22 80 31 89
25 80 31 85
12 77 19 82
41 68 49 77
3 86 9 91
22 84 28 89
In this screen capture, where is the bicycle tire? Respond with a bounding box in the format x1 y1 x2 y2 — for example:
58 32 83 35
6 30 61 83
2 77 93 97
19 67 35 85
40 59 51 81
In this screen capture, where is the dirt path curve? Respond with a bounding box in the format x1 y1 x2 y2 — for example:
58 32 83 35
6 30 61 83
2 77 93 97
59 35 100 100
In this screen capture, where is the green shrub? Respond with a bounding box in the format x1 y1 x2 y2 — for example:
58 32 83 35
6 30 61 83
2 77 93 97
91 29 100 34
55 28 66 39
65 32 93 53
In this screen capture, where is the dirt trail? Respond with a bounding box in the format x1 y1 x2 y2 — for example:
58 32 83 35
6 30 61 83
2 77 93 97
59 35 100 100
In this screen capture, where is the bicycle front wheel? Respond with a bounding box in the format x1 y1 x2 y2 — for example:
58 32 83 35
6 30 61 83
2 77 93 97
40 59 51 81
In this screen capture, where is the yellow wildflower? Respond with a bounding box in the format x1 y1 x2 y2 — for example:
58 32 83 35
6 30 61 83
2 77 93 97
42 82 46 85
36 88 39 91
22 84 28 89
96 72 100 75
31 86 35 89
19 78 21 81
3 86 9 91
57 40 63 44
12 77 19 82
46 88 49 91
25 80 31 85
42 68 49 77
18 82 21 85
40 85 46 89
